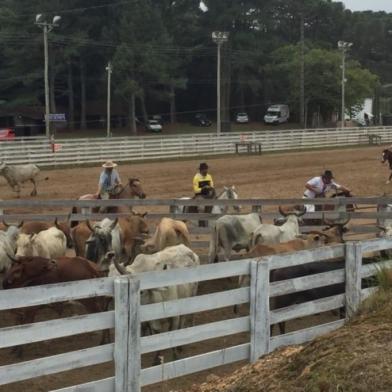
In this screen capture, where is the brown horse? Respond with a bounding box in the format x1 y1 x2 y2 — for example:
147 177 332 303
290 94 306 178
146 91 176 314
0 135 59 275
302 190 355 227
381 149 392 183
71 178 146 227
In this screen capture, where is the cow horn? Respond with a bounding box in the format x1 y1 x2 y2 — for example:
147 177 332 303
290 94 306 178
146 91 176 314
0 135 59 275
17 220 24 228
295 206 306 217
2 219 10 228
54 218 60 229
86 220 94 232
6 253 18 263
378 226 387 232
110 218 118 231
336 217 350 227
113 255 127 275
278 206 288 217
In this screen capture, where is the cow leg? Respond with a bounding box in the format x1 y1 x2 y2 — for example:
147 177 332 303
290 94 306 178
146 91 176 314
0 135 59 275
30 178 37 196
13 184 21 198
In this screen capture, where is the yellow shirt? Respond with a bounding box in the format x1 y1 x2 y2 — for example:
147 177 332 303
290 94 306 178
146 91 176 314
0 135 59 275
193 173 214 194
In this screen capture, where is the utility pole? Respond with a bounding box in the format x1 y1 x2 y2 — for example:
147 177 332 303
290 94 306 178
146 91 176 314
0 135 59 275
212 31 229 135
300 13 305 128
35 14 61 138
338 41 353 129
106 62 112 137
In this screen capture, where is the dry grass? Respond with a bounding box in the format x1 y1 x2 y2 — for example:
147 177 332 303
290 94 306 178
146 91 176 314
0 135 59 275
188 269 392 392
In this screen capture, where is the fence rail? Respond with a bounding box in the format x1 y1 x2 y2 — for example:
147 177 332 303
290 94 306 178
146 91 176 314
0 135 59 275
1 236 392 391
0 126 390 166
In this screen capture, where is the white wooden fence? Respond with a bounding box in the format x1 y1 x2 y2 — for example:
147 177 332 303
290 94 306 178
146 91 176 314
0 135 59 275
1 237 392 391
0 126 390 166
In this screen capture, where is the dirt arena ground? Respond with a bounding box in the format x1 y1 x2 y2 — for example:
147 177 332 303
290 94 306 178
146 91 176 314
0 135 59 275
0 145 390 392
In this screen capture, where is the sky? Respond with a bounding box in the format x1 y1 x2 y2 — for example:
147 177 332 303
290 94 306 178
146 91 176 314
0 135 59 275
336 0 392 12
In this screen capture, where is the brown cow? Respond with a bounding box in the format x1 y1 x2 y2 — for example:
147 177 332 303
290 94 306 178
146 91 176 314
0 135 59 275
140 217 191 254
71 221 93 257
3 255 107 354
246 233 325 259
238 233 326 289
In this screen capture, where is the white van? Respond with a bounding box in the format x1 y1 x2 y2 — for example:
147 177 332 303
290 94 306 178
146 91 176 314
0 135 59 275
264 104 290 124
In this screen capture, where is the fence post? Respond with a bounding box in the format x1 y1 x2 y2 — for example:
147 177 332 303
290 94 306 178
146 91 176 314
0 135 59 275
114 277 130 392
345 242 362 319
127 277 141 392
250 259 270 363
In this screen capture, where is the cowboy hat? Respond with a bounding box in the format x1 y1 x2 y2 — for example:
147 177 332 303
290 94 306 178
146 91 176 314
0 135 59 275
102 160 118 168
322 170 334 179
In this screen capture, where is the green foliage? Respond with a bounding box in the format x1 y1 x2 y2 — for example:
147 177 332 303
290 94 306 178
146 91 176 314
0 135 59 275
0 0 389 125
267 44 379 119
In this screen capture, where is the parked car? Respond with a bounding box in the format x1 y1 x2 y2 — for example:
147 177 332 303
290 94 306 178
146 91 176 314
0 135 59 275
192 113 212 127
0 128 15 140
235 112 249 124
264 104 290 125
151 115 164 124
145 120 162 132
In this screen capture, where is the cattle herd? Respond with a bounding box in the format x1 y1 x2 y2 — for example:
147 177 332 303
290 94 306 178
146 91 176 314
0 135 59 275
0 194 358 364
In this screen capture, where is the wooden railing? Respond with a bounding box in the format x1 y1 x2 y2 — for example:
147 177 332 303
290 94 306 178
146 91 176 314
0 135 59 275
1 238 391 391
0 126 390 166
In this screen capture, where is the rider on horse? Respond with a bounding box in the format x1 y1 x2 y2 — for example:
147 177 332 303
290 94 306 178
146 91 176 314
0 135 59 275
95 160 122 200
193 162 215 198
303 170 351 212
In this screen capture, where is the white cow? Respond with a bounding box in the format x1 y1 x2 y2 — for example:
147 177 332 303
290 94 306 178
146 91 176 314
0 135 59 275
208 213 261 263
107 244 199 363
0 161 44 198
16 227 67 258
0 225 21 288
249 206 306 247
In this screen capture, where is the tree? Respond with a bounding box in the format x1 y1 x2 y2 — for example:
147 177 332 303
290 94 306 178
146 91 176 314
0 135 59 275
267 45 379 124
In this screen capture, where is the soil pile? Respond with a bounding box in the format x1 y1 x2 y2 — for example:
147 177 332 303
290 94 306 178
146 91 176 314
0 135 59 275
189 285 392 392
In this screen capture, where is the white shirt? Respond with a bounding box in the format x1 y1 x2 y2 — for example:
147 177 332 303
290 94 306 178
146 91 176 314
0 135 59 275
304 176 340 198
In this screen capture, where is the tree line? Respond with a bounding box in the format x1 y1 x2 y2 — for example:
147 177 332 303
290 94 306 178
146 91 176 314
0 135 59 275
0 0 390 132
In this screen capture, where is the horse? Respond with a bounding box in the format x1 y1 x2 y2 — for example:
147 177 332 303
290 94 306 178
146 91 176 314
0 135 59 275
171 186 240 227
71 178 146 227
381 149 392 184
302 190 355 227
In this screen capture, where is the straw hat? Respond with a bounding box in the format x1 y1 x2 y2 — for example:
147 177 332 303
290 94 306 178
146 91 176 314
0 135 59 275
102 160 118 168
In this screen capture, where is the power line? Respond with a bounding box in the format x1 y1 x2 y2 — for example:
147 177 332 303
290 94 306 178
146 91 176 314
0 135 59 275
5 1 132 19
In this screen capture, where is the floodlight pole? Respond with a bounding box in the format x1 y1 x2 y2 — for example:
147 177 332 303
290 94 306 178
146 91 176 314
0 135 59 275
212 32 229 135
338 41 353 130
36 15 60 138
106 62 112 137
43 24 50 138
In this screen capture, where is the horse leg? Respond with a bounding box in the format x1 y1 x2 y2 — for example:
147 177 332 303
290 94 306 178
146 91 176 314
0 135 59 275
388 172 392 184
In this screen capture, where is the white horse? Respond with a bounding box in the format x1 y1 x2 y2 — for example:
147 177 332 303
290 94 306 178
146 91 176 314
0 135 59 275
171 186 240 216
212 186 240 214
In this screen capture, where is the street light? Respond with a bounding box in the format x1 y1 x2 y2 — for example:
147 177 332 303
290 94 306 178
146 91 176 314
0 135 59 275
105 62 112 138
35 14 61 138
338 40 353 129
212 31 229 135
